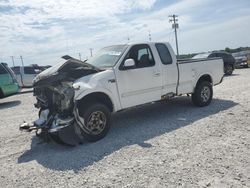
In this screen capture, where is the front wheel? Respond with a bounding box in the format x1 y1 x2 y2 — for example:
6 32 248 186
192 81 213 107
78 103 111 142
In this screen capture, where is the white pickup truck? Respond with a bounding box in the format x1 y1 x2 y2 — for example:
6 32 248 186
20 42 224 145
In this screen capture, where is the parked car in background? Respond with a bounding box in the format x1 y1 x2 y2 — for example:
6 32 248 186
0 63 19 99
192 52 236 75
232 54 249 68
11 66 43 87
232 51 250 68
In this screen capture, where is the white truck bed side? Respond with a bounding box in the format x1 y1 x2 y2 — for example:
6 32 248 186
177 58 224 94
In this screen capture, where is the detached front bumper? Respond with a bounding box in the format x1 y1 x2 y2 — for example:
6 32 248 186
19 109 74 133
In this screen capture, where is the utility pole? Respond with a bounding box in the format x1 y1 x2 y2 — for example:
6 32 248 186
20 55 24 67
89 48 93 57
148 30 152 41
79 53 82 61
10 56 15 67
169 14 179 56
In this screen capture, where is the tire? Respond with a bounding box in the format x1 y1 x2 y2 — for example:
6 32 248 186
224 65 233 75
78 103 111 142
192 81 213 107
244 64 249 68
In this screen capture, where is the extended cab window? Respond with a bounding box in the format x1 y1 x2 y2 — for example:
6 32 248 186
155 43 172 65
0 64 7 74
123 44 155 69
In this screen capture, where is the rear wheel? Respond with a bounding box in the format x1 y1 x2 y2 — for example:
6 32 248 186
78 103 111 142
192 81 213 107
224 65 233 75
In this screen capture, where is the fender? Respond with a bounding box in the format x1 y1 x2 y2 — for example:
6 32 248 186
74 85 121 112
193 72 213 91
72 69 122 112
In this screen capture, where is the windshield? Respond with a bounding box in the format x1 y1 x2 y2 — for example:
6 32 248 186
87 45 128 68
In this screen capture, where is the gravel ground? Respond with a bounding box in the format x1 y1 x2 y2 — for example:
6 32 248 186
0 69 249 188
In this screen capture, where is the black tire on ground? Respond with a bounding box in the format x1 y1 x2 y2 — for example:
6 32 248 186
192 81 213 107
224 65 233 75
78 103 111 142
243 64 249 68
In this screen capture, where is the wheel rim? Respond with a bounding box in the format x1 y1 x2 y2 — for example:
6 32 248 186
201 86 211 102
227 66 233 74
86 111 106 135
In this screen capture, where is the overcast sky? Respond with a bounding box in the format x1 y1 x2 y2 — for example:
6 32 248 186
0 0 250 66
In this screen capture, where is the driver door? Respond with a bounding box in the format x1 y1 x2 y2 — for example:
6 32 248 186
115 44 162 109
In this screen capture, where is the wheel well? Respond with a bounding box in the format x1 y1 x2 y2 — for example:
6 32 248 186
78 92 114 112
196 74 212 86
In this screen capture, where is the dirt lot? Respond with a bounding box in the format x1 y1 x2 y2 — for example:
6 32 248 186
0 69 249 188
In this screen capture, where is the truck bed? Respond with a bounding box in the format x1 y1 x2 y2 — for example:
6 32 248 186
177 58 224 95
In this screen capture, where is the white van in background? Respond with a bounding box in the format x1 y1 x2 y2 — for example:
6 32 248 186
11 66 37 87
11 65 51 87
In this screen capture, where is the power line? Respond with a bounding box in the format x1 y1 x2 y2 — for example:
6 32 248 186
169 14 179 56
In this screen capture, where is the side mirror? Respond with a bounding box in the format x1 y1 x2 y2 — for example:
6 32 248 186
123 59 135 69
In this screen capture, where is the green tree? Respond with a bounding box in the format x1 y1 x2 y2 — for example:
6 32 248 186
225 47 231 53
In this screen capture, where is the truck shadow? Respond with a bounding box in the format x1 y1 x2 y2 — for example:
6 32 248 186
18 97 237 172
224 73 240 77
0 100 21 110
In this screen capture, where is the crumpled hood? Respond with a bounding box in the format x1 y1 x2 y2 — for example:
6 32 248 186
33 58 101 87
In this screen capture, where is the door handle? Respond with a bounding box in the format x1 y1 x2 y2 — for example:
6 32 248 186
154 73 161 77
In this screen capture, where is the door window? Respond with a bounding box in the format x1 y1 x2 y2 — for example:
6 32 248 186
122 44 155 69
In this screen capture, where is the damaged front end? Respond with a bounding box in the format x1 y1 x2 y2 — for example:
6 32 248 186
20 57 101 145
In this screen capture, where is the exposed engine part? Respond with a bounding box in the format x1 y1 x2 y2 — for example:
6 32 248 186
50 82 75 115
34 82 75 117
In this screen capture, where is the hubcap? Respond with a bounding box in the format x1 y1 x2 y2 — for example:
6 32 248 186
201 86 211 102
86 111 106 135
